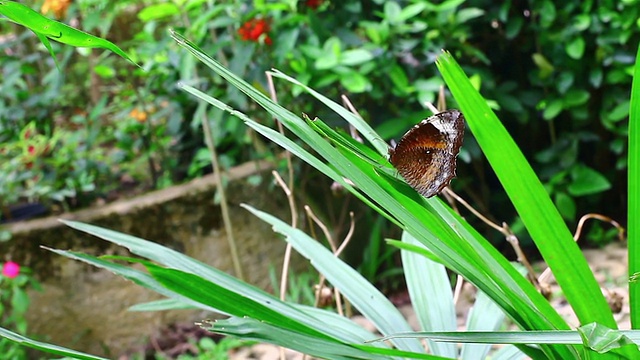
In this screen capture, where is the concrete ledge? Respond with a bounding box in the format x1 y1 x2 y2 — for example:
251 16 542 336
5 159 274 234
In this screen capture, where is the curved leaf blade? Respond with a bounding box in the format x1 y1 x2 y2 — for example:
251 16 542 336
0 327 107 360
436 52 616 330
0 1 137 65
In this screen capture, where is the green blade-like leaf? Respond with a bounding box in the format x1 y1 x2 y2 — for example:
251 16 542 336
46 245 395 359
307 115 387 167
178 84 392 222
242 204 425 353
144 264 342 343
0 327 107 360
269 69 388 155
128 298 197 312
387 239 443 264
57 221 379 345
0 1 137 65
461 290 506 360
401 231 457 358
375 329 640 346
628 41 640 328
203 318 375 360
491 345 529 360
203 317 446 360
170 44 400 227
33 32 59 68
578 323 640 355
44 247 220 313
48 244 400 359
436 52 616 329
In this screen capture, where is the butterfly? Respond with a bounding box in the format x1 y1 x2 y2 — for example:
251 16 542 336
388 109 465 197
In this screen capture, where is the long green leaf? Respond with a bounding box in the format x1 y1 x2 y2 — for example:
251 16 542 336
45 245 395 359
242 204 425 353
128 299 198 312
401 231 457 358
628 42 640 328
44 247 221 313
376 328 640 347
0 327 107 360
178 84 395 225
376 330 586 344
171 30 402 228
436 52 616 330
0 1 137 65
204 317 447 360
57 221 379 345
269 69 388 155
145 265 392 360
144 264 342 341
462 290 506 360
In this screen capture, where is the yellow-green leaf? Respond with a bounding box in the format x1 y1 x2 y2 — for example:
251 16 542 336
0 1 138 66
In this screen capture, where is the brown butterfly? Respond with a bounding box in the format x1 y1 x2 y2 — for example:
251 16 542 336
388 109 465 197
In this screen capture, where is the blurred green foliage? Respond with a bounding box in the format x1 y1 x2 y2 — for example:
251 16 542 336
469 0 635 246
0 0 633 247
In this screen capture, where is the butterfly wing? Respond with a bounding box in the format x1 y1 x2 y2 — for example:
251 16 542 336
389 110 465 197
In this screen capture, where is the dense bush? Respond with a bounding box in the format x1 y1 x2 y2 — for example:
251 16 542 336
1 0 633 245
473 0 636 245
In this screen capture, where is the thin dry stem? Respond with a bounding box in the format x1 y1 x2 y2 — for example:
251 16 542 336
266 72 298 360
443 187 503 233
503 222 540 287
443 187 540 287
305 205 356 317
341 94 364 143
339 212 356 318
452 274 464 305
305 205 338 252
538 213 625 284
266 72 296 216
437 86 446 111
331 212 357 318
272 171 297 301
272 170 296 223
335 288 344 316
304 205 336 312
266 75 298 291
335 212 356 256
202 110 244 281
425 102 439 115
573 213 625 242
441 187 461 214
176 21 242 280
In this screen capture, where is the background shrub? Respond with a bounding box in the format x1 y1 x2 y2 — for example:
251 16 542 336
0 0 632 249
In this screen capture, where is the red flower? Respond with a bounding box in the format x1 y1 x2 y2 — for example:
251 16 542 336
238 18 272 45
2 261 20 278
28 145 36 155
305 0 323 9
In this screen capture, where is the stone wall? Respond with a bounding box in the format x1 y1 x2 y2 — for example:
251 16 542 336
1 160 306 356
